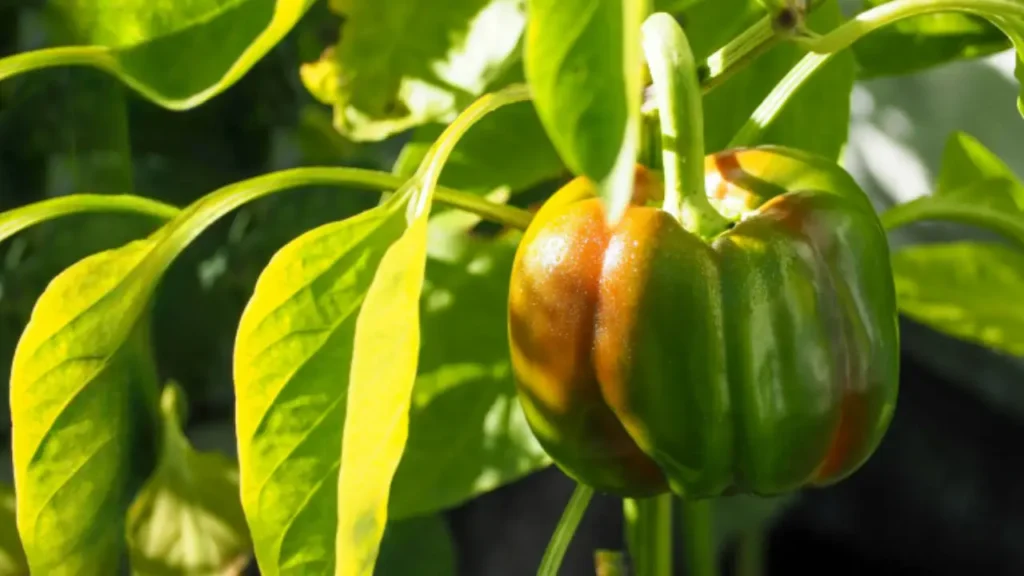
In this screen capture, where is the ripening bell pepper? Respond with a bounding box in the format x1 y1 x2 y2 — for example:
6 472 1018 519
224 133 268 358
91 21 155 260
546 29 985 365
507 146 899 498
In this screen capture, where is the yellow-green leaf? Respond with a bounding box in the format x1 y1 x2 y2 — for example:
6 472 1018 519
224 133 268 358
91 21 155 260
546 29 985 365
335 205 430 575
11 241 162 574
234 200 408 574
11 168 398 573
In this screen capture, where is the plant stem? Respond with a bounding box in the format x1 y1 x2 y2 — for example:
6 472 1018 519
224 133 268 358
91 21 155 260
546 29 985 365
538 483 595 576
794 0 1024 54
624 494 673 576
415 84 532 217
701 17 781 95
699 0 828 94
681 499 717 576
0 194 179 244
727 51 833 148
642 13 729 237
881 197 1024 247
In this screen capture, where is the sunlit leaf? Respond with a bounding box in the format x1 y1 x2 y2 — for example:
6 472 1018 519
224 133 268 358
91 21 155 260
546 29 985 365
525 0 645 221
335 191 430 574
11 168 389 573
301 0 526 141
0 484 27 576
234 199 407 574
11 240 162 573
893 242 1024 356
0 0 316 108
126 383 251 575
234 202 550 573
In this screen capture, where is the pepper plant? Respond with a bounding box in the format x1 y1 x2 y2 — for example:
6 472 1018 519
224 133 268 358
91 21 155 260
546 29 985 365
0 0 1022 574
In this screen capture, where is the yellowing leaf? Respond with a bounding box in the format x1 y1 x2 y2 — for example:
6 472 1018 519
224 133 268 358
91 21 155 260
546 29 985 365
335 208 430 575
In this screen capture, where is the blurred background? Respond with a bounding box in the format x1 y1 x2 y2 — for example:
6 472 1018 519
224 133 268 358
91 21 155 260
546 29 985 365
2 0 1024 574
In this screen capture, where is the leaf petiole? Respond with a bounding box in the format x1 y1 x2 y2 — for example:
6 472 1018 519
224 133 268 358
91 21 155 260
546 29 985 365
793 0 1024 54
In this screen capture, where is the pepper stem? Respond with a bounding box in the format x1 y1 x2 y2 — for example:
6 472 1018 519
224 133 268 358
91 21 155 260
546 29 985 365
681 498 718 576
641 13 730 238
624 494 673 576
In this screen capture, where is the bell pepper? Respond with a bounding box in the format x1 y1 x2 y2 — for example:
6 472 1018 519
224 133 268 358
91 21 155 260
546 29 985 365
507 146 899 498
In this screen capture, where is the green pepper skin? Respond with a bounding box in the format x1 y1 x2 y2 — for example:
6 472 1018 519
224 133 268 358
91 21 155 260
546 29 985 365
507 146 899 498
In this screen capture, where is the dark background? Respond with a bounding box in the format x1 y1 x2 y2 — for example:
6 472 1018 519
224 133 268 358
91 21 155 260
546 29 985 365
3 1 1024 574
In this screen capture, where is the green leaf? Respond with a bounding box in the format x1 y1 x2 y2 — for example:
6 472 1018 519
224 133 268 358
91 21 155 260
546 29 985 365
0 195 177 245
374 515 455 576
0 484 27 576
234 201 408 574
892 242 1024 356
11 168 400 573
852 2 1011 78
392 104 565 194
937 131 1024 198
0 0 316 109
525 0 645 220
11 241 163 574
126 383 251 575
388 221 549 519
301 0 526 141
690 0 855 159
987 17 1024 116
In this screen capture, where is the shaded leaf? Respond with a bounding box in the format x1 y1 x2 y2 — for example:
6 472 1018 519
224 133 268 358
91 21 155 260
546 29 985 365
688 0 855 159
0 0 316 108
374 515 455 576
853 2 1010 78
302 0 526 141
893 242 1024 356
126 383 251 575
0 484 27 576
